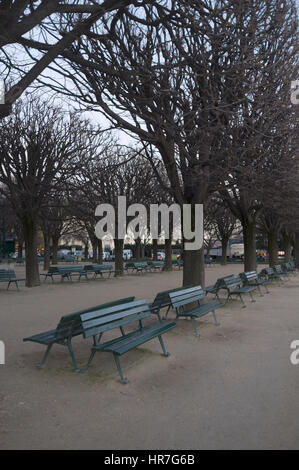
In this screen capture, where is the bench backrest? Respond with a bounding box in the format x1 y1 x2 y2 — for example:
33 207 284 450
262 267 274 275
212 274 235 289
48 266 60 273
84 264 113 272
274 265 283 273
80 299 150 339
220 275 242 290
240 271 258 283
151 285 193 310
148 261 164 266
0 269 16 279
125 262 135 268
60 266 84 272
55 296 135 340
169 286 204 310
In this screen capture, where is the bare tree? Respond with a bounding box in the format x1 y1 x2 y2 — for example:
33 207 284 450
204 197 237 265
0 97 98 286
42 1 250 286
0 1 173 117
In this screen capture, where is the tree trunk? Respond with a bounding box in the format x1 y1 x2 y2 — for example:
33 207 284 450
183 246 205 287
92 239 98 263
294 233 299 269
17 239 23 258
135 238 141 261
97 239 103 263
152 239 158 260
221 237 228 265
52 235 59 264
282 232 292 263
114 239 124 275
84 243 89 261
23 216 40 287
243 220 257 272
268 229 279 267
43 231 51 271
182 199 205 287
164 238 172 271
140 242 145 259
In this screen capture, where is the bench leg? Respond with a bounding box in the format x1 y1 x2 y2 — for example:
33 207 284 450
158 335 170 357
264 284 270 294
80 349 96 373
120 326 126 336
224 292 230 305
212 310 220 326
152 308 162 322
113 353 128 384
191 317 200 337
163 305 171 320
67 341 80 372
214 292 220 300
249 291 256 302
36 344 53 369
257 285 264 297
239 294 246 308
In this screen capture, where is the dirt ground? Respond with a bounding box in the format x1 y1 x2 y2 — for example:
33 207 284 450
1 263 299 450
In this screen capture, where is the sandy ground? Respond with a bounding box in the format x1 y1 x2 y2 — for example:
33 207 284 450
1 263 299 450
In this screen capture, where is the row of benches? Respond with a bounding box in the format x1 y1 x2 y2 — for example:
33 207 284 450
42 261 177 282
23 284 225 383
23 262 296 383
205 263 295 307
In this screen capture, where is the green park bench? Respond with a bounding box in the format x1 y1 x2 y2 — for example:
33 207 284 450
84 264 119 278
218 275 258 307
169 285 223 337
205 275 235 299
41 265 88 282
80 299 176 384
172 259 183 269
147 260 165 272
205 256 215 266
259 267 284 285
23 296 135 371
15 257 25 264
239 270 270 295
282 262 296 276
274 264 290 281
125 261 150 274
0 269 25 290
149 285 193 321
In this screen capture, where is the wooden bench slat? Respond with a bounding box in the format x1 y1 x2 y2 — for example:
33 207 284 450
81 299 145 322
95 322 176 356
82 311 150 338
